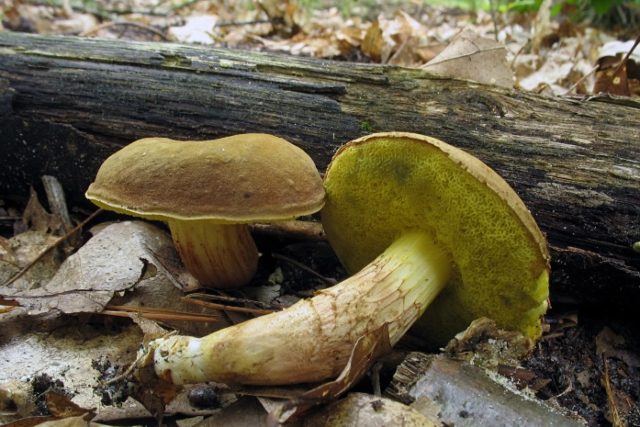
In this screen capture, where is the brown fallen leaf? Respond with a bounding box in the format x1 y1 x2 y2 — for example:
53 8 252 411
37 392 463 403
23 415 108 427
421 29 513 88
1 221 178 314
361 20 384 62
45 391 92 419
594 36 640 96
595 55 630 96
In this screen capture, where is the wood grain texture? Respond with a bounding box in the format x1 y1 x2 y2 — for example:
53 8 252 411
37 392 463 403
385 353 583 426
0 32 638 308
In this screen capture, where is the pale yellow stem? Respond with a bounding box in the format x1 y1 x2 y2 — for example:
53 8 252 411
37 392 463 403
149 231 451 385
168 220 258 289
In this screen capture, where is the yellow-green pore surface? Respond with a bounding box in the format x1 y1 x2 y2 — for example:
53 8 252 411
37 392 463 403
86 134 325 223
321 133 550 347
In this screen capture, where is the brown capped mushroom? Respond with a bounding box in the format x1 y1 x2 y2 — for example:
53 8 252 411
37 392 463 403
86 133 325 289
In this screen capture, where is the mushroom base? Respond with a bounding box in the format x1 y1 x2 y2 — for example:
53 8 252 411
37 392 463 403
168 220 258 289
146 231 451 385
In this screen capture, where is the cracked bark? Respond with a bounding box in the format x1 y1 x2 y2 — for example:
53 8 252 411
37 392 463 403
0 32 638 309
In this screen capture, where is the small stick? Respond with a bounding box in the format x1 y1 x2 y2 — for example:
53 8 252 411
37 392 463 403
181 296 274 315
250 220 326 241
272 252 337 285
80 22 169 40
187 292 278 310
101 309 218 322
563 64 599 96
215 19 271 28
602 357 624 427
488 0 499 42
1 209 103 287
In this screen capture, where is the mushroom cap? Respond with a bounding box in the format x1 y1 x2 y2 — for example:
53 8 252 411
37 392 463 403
321 132 550 346
86 134 325 223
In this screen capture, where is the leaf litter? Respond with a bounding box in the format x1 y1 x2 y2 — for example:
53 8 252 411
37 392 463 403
4 0 638 96
1 1 640 425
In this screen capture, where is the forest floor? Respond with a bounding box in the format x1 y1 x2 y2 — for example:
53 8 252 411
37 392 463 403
1 1 639 426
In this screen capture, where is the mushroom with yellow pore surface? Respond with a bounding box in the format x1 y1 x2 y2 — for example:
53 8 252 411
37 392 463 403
322 132 550 348
141 132 549 386
86 133 325 289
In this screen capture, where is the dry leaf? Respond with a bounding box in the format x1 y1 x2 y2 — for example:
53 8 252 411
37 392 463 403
45 392 91 418
595 327 640 368
20 188 63 235
594 56 630 96
28 415 109 427
1 190 64 292
168 15 218 44
195 398 268 427
444 317 533 369
1 221 175 315
594 40 640 96
421 29 513 88
361 20 384 62
303 393 438 427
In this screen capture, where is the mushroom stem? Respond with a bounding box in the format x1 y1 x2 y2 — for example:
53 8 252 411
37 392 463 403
168 220 258 289
146 231 450 385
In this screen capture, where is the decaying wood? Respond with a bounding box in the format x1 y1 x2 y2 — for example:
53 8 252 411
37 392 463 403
385 353 584 426
0 32 638 308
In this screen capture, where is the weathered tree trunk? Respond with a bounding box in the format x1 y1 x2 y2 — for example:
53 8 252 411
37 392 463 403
0 32 638 309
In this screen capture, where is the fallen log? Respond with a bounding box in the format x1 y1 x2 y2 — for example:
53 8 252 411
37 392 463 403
0 32 638 309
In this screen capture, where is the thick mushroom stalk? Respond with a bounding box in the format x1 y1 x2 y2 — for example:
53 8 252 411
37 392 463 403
168 220 258 288
147 232 450 385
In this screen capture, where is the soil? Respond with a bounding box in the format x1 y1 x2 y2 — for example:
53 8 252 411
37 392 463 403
523 308 640 426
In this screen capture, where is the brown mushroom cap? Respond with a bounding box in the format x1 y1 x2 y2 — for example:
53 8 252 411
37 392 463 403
86 134 325 223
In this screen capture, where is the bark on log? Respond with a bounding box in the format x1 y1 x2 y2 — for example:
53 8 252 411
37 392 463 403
0 32 638 309
385 353 584 426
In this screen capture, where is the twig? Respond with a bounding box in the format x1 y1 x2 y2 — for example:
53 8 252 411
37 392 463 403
488 0 499 41
250 220 325 241
215 19 271 28
102 305 220 322
272 252 337 285
1 209 103 287
181 295 274 315
603 357 624 427
608 34 640 86
80 22 169 40
186 292 277 310
562 64 599 96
